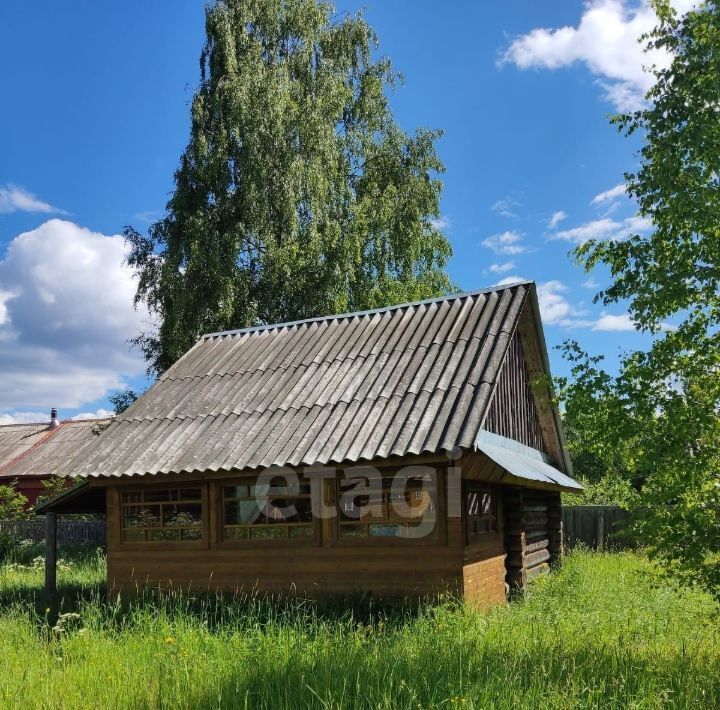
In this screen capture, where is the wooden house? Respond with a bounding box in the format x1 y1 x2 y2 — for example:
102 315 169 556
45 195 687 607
0 412 110 506
39 282 581 604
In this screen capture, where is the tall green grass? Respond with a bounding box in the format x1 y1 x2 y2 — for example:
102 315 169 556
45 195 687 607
0 550 717 709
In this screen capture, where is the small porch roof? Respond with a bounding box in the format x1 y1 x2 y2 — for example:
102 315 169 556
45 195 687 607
35 482 106 515
474 431 582 493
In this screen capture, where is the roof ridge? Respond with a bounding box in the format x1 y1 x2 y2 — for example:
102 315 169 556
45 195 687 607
0 422 48 429
0 417 112 429
201 281 533 340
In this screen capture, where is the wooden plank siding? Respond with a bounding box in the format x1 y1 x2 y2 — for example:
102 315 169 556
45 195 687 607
100 465 469 599
482 332 545 453
95 454 563 601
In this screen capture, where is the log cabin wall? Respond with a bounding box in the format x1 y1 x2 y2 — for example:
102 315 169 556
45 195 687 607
504 488 563 591
482 332 545 453
99 464 471 600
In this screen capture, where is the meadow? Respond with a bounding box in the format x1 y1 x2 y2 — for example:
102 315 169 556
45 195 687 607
0 548 717 709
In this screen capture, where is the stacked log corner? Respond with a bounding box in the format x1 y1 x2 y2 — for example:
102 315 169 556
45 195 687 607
547 491 563 565
504 488 562 592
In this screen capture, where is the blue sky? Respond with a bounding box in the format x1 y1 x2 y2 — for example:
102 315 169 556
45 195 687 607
0 1 684 423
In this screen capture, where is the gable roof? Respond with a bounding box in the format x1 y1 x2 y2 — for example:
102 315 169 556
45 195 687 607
56 281 569 479
0 418 111 481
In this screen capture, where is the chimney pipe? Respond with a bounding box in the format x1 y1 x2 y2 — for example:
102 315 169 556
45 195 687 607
49 408 60 429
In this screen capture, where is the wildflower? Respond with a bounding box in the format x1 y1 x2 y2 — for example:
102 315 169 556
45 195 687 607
164 636 175 645
45 608 51 614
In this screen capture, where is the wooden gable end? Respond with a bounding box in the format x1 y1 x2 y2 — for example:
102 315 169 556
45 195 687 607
482 332 546 452
480 299 567 470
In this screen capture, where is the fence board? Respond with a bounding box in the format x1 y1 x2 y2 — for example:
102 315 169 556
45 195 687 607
562 506 634 550
0 519 105 547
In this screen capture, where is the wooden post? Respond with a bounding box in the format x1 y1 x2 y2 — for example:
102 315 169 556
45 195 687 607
45 512 57 594
595 510 605 552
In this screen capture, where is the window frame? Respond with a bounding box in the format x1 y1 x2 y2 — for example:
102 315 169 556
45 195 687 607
464 483 499 545
215 476 320 549
117 482 209 551
332 467 446 547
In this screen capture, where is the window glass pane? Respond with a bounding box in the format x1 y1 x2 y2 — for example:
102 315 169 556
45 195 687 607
251 526 285 540
466 488 496 540
121 488 204 543
224 526 249 541
181 527 202 541
221 479 313 541
225 500 263 525
339 524 368 538
370 523 401 537
143 489 173 502
147 528 180 542
338 473 438 537
289 525 313 538
224 485 250 499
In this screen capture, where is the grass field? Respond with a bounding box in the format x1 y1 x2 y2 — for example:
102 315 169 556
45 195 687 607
0 549 718 709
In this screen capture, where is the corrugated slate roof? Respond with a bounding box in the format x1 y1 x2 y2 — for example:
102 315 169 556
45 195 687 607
0 419 111 480
58 282 545 479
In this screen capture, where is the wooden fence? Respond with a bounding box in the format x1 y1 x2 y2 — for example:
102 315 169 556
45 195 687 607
562 505 634 550
2 507 631 552
0 519 105 547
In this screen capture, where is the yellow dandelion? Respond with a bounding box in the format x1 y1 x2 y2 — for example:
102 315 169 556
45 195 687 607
164 636 175 645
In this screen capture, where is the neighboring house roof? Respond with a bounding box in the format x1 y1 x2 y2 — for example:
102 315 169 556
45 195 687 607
0 419 111 481
55 281 573 483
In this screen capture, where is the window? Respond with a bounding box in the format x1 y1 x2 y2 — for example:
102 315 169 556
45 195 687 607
466 487 497 542
222 479 313 541
337 471 438 539
122 488 203 542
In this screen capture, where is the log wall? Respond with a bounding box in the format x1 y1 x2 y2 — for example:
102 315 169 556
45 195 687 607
504 488 562 591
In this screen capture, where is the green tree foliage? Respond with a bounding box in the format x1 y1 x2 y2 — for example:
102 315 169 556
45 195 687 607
0 483 29 520
35 477 71 507
109 389 139 415
127 0 453 375
564 2 720 590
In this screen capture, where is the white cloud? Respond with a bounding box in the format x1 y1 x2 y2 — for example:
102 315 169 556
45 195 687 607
582 277 600 289
551 214 651 244
536 280 585 326
430 216 451 231
552 217 621 243
490 261 516 274
501 0 697 111
482 230 527 255
592 313 637 331
71 408 115 421
548 210 568 229
591 183 627 205
0 219 150 410
494 277 638 330
0 410 50 425
491 198 520 219
0 185 66 215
